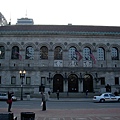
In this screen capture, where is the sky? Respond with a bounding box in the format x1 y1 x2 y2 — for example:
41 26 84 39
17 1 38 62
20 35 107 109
1 0 120 26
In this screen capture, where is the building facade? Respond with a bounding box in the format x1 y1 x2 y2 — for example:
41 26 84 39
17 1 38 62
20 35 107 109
0 25 120 96
0 12 7 26
16 18 34 25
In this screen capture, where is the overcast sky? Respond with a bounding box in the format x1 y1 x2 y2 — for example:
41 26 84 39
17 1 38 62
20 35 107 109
1 0 120 26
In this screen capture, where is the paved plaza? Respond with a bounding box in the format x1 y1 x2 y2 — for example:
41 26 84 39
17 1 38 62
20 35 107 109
0 107 120 120
0 98 120 120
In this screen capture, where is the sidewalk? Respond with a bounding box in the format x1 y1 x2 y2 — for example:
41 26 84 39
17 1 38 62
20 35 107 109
23 97 93 102
48 97 92 102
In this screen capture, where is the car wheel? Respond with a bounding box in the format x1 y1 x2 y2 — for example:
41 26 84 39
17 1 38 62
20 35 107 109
118 98 120 102
100 99 105 103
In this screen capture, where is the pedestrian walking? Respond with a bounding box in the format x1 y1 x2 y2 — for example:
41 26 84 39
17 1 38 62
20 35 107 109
7 91 13 112
41 92 46 111
86 90 88 97
56 90 59 100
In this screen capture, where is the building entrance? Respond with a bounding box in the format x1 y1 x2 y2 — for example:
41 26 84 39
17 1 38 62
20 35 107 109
68 74 78 92
53 74 63 92
83 74 93 92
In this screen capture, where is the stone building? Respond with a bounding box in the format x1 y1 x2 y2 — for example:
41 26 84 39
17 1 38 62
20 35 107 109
0 12 7 26
0 25 120 97
16 18 34 25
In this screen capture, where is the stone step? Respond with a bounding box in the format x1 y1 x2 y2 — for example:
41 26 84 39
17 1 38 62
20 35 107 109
49 92 99 98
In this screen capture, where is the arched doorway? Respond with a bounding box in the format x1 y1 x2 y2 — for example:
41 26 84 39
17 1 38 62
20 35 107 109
83 74 93 92
53 74 63 92
68 74 78 92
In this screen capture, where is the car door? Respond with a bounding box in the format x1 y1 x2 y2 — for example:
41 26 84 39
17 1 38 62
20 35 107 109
104 93 110 102
109 93 117 101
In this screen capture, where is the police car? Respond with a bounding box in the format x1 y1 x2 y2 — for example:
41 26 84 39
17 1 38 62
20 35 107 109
93 93 120 103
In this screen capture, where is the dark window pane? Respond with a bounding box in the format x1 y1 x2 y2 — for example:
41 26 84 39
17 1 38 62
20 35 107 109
115 77 119 85
40 46 48 59
101 77 105 85
54 46 62 60
11 46 19 59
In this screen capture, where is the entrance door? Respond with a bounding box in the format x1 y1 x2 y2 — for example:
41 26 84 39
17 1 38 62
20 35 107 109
68 74 78 92
53 74 63 92
83 74 93 92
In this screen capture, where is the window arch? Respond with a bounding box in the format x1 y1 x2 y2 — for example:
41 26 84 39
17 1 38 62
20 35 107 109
97 47 105 60
69 47 77 60
26 46 34 60
83 47 91 60
40 46 48 60
111 47 119 60
54 46 62 60
11 46 19 59
0 46 5 59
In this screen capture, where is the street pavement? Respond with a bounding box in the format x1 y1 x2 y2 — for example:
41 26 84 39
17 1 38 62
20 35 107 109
0 98 120 120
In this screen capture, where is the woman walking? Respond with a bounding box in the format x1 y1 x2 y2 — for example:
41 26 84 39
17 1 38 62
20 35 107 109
7 91 12 112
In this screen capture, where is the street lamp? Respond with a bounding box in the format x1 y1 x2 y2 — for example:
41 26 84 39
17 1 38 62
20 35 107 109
19 70 26 100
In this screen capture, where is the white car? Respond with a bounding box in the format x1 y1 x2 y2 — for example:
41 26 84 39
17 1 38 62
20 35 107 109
93 93 120 103
0 93 17 101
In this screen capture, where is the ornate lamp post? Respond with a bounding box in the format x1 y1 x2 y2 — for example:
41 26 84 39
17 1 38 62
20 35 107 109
19 70 26 100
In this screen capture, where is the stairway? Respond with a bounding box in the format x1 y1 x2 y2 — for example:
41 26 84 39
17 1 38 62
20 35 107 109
49 92 100 98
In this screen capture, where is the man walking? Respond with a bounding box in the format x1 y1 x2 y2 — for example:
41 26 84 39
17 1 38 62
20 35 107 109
41 92 46 111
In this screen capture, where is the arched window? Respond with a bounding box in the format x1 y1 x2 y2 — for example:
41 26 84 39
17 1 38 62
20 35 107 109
97 47 105 60
0 46 5 59
26 46 34 60
83 47 91 60
111 47 119 60
40 46 48 60
69 47 77 60
54 46 62 60
11 46 19 59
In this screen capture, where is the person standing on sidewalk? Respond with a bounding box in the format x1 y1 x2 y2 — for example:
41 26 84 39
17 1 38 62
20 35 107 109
41 92 46 111
7 91 13 112
56 90 59 100
86 90 88 97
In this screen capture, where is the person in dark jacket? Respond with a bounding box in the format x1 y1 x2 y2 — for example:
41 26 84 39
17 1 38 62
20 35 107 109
7 91 13 112
56 90 59 100
41 92 46 111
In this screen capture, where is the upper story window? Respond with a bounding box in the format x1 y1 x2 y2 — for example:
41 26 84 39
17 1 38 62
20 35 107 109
26 46 34 60
97 47 105 60
54 46 62 60
111 47 119 60
11 46 19 59
40 46 48 60
83 47 91 60
0 46 5 59
69 47 77 60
